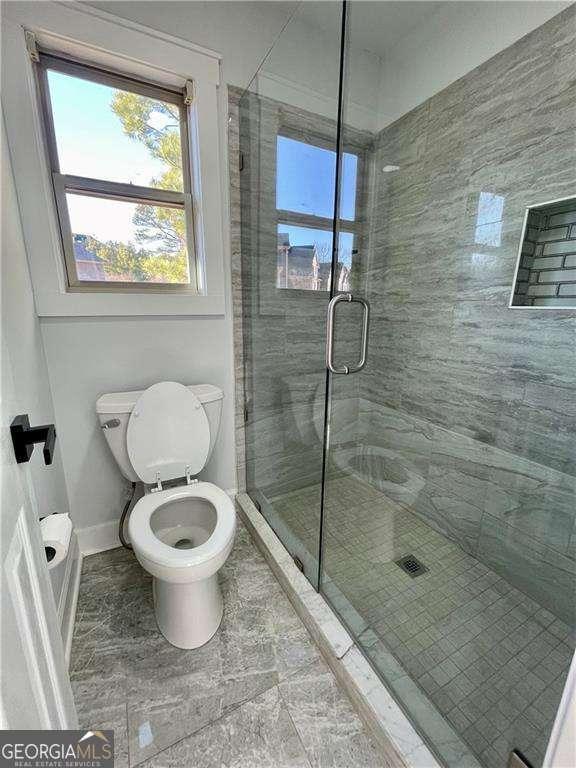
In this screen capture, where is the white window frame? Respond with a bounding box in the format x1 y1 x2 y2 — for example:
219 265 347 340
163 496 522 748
275 127 364 295
37 51 198 293
2 1 225 316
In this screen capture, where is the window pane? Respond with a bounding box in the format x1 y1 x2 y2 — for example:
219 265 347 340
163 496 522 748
47 70 183 190
66 194 189 284
340 153 358 221
276 136 357 220
277 224 353 291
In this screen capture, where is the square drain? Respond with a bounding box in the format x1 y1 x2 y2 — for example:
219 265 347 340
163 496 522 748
395 554 427 578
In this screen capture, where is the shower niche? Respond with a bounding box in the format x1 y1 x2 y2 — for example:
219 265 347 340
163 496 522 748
511 196 576 307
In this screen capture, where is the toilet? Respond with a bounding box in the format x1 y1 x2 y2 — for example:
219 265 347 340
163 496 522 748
96 381 236 649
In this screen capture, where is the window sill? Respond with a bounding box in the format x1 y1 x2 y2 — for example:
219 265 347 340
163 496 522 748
276 287 330 298
34 289 225 317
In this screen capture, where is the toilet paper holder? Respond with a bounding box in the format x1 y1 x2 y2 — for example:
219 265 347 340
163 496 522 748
10 414 57 465
45 545 57 563
40 512 72 570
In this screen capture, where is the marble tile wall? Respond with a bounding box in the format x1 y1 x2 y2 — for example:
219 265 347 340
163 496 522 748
360 6 576 624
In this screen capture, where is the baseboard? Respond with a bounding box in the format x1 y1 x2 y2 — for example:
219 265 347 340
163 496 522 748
76 519 120 556
55 532 76 624
62 547 82 667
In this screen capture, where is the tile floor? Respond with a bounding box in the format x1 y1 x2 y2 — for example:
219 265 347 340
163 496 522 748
270 476 575 768
71 522 389 768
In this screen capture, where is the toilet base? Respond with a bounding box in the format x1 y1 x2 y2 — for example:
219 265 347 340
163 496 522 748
153 573 223 649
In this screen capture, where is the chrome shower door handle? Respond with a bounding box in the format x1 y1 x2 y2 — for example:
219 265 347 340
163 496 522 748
347 296 370 374
326 293 351 374
325 293 370 375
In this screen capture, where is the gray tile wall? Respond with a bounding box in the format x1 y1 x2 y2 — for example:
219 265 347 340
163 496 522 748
360 5 576 623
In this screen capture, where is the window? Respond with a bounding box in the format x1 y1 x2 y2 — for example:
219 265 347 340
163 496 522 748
37 53 197 291
276 134 360 292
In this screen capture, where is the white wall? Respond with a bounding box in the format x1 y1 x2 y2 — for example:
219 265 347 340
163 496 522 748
88 0 299 90
89 1 382 131
376 0 571 129
40 316 236 531
1 114 70 522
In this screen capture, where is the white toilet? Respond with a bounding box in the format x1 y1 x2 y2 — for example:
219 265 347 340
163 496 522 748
96 381 236 649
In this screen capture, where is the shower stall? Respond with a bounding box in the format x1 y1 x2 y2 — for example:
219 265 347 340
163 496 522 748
233 3 576 766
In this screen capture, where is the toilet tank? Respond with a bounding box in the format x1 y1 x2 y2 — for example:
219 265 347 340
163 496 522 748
96 384 223 482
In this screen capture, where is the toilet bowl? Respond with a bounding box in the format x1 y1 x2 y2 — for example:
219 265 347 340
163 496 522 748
129 482 235 648
96 381 236 649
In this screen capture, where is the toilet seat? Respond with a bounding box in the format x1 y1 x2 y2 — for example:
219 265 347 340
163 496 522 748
127 381 210 485
129 482 236 571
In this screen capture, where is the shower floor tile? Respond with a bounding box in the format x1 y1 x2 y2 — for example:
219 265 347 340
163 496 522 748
71 522 388 768
270 476 575 768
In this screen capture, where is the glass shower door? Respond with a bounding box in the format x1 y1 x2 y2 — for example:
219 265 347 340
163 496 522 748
239 2 347 586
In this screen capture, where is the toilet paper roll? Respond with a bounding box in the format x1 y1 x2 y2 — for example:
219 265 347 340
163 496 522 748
40 513 72 569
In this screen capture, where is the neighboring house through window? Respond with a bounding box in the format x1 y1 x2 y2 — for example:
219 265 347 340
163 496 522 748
275 132 359 292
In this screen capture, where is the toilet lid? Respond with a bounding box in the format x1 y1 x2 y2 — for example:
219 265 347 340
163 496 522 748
127 382 210 484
